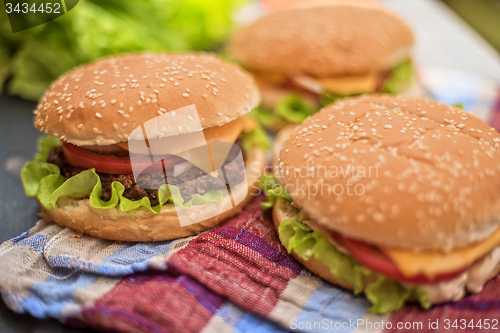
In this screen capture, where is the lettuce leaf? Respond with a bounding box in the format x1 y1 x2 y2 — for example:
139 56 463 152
275 94 315 124
261 173 430 313
0 0 249 100
240 122 272 152
21 136 224 214
249 107 284 129
279 213 431 314
258 173 292 210
381 60 414 94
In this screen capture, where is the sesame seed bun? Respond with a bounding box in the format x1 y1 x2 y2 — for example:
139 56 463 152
38 145 266 242
34 52 261 146
276 95 500 251
228 5 414 77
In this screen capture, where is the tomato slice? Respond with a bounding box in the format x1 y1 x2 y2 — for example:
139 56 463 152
333 232 469 284
62 142 184 174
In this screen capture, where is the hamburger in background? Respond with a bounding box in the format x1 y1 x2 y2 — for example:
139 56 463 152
22 52 269 242
262 94 500 313
228 4 418 132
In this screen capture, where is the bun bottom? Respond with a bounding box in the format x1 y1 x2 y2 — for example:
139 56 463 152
39 146 266 242
272 198 500 305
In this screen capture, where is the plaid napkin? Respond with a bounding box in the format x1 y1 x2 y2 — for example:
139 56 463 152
2 195 500 333
2 73 500 332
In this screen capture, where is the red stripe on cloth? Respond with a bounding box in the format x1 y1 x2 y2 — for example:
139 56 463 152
167 196 302 317
385 276 500 333
487 88 500 131
79 272 223 333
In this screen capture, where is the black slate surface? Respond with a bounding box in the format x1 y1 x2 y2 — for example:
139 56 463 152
0 94 98 332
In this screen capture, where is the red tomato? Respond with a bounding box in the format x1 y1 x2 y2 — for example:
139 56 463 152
62 142 184 174
334 232 468 284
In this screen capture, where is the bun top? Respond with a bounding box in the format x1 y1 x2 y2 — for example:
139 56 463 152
229 5 414 77
278 95 500 251
34 53 261 146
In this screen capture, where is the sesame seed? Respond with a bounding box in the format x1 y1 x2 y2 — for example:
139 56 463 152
93 127 99 133
95 113 102 118
174 82 179 86
187 115 194 120
122 123 128 128
171 111 176 118
182 93 189 97
217 112 223 117
113 124 118 130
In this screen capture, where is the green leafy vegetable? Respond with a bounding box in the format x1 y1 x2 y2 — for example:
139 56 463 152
240 122 272 152
21 136 224 213
275 94 316 124
279 212 431 314
382 60 414 94
0 0 248 100
249 107 284 129
258 173 291 210
261 173 430 313
320 92 346 107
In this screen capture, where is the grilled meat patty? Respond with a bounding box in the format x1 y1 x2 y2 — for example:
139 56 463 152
47 145 245 206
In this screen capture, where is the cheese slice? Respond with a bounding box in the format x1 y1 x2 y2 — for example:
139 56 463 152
289 73 379 95
319 72 379 95
381 226 500 279
119 117 248 174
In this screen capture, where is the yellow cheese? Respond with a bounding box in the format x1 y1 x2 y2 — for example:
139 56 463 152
118 118 246 174
381 226 500 278
203 117 244 144
319 72 379 95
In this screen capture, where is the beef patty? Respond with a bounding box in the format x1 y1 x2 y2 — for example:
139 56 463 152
47 145 246 206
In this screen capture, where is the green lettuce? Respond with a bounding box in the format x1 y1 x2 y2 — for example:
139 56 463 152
260 174 430 313
251 60 415 129
275 94 316 124
259 172 291 210
0 0 249 100
381 60 414 94
240 123 272 152
22 136 224 214
279 210 430 314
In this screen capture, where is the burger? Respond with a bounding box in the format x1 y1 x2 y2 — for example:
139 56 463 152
263 95 500 313
22 52 268 242
228 4 417 132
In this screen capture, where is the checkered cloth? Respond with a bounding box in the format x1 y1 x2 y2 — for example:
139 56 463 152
2 75 500 332
2 195 500 333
